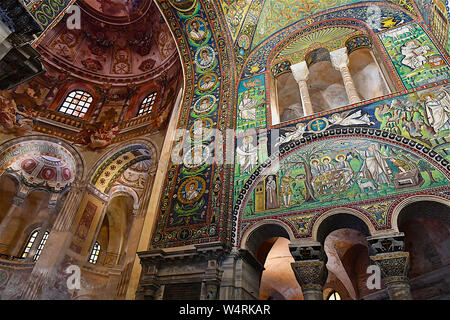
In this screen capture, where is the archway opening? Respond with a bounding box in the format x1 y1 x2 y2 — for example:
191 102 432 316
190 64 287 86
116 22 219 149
323 229 372 300
244 223 301 300
94 195 135 266
397 200 450 299
258 237 302 300
348 48 390 101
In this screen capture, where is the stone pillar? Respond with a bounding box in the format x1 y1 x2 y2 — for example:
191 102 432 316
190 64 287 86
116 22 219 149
289 243 327 300
330 47 361 105
201 259 221 300
367 233 412 300
0 192 26 240
135 259 160 300
290 61 314 116
20 181 85 299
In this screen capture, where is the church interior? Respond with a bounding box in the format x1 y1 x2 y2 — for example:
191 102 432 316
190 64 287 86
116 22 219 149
0 0 449 300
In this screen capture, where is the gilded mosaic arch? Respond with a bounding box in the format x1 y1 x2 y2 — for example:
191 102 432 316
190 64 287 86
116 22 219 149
149 0 236 248
89 139 158 194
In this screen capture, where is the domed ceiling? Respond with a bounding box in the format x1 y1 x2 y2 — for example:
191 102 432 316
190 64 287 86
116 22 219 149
37 0 178 84
82 0 146 17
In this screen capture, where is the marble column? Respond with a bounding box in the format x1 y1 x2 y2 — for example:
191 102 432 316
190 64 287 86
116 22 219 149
0 193 26 241
367 234 412 300
330 47 361 105
290 61 314 116
289 243 328 300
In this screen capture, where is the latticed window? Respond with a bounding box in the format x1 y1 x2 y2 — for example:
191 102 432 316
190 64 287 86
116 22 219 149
58 90 93 118
33 231 49 262
327 291 341 300
88 242 101 264
137 92 157 116
21 229 39 258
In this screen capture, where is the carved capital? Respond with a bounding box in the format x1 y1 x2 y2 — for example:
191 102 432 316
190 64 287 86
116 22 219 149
290 61 309 83
330 47 349 70
291 260 327 291
370 251 410 285
289 244 324 261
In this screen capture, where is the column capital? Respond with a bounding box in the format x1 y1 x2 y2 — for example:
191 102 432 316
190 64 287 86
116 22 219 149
330 47 349 70
289 243 327 299
289 243 325 261
291 260 328 291
368 233 412 300
290 61 309 82
370 251 410 284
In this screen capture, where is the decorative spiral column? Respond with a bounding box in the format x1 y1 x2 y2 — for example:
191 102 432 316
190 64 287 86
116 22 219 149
330 47 361 105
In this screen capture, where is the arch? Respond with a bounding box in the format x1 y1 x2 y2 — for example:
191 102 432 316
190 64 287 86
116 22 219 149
125 82 162 120
247 2 415 76
391 195 450 232
0 134 86 185
109 185 140 212
240 219 294 259
88 138 158 194
313 208 373 244
232 129 450 246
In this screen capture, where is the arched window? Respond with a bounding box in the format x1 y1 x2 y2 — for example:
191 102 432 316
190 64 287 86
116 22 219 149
137 92 157 116
21 229 49 261
88 242 101 264
58 90 93 118
327 291 341 300
33 231 49 262
21 229 39 258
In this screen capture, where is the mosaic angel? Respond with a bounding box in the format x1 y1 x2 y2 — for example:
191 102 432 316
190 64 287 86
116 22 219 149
328 110 374 127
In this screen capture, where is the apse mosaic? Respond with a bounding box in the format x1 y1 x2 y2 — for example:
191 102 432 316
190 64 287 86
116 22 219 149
379 22 450 89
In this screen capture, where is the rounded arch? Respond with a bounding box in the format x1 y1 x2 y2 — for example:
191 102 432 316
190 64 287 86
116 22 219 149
0 134 86 184
109 185 140 212
312 208 374 244
125 82 163 120
88 138 159 194
240 219 295 259
391 195 450 232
